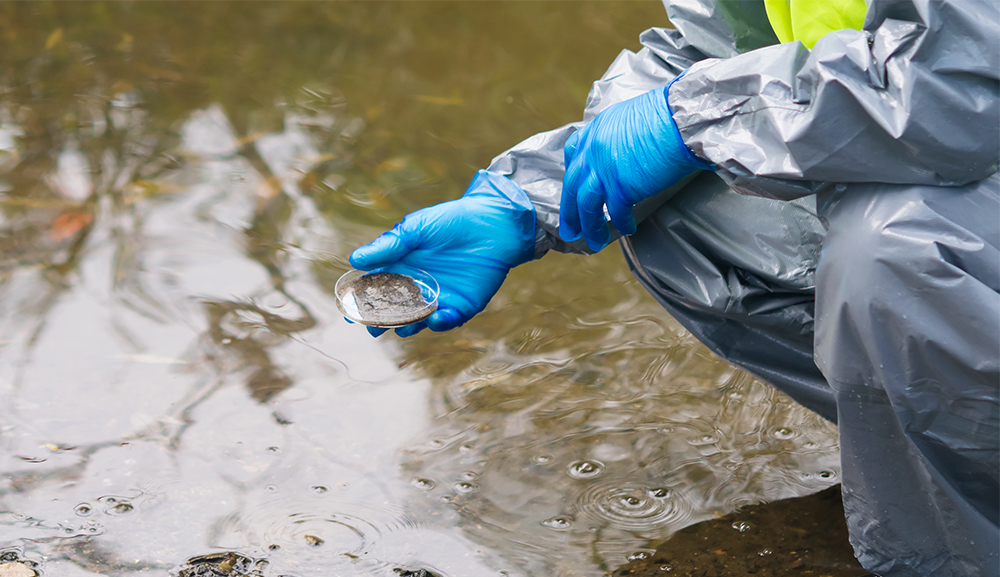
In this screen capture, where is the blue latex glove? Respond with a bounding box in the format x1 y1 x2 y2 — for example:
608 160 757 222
560 79 711 251
349 170 536 338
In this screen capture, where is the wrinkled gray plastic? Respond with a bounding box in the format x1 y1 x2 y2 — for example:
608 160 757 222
487 1 999 575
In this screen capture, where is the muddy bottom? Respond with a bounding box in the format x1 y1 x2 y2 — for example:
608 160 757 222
612 486 867 577
351 272 433 327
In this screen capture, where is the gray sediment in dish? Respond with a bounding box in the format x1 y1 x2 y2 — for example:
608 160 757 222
350 272 433 327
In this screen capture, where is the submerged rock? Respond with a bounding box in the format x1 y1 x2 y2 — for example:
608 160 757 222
0 563 37 577
0 551 38 577
176 552 264 577
393 569 442 577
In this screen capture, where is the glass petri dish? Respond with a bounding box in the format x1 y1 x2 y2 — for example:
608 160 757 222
336 266 439 328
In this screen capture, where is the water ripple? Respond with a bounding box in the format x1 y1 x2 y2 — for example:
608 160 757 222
216 494 425 575
571 482 693 531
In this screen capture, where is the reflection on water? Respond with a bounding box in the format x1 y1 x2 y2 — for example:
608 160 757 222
0 3 838 576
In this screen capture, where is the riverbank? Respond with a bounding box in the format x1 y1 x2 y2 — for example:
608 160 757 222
612 486 866 577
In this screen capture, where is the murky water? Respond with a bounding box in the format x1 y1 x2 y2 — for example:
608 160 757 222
0 3 839 576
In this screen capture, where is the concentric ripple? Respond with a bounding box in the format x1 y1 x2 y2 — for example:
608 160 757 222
216 494 424 575
571 482 693 531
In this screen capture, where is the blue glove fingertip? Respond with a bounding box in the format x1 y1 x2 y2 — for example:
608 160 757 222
559 218 584 243
427 308 464 332
395 322 426 338
350 227 411 270
366 326 388 338
577 178 612 252
349 243 376 269
585 231 611 252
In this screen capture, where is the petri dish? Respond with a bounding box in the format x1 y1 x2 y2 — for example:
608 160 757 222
336 266 439 328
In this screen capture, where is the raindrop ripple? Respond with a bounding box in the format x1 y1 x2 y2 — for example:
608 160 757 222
572 482 692 531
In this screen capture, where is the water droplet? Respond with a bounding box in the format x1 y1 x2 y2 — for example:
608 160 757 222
459 443 474 453
453 482 479 494
411 478 436 491
818 470 835 479
732 521 754 532
617 494 644 509
627 550 653 561
533 454 553 464
265 485 279 492
758 548 773 556
659 565 673 572
687 433 718 446
541 516 573 530
221 337 233 345
339 482 350 490
311 485 329 494
428 439 444 449
74 503 92 516
648 488 670 499
459 471 478 481
267 446 280 453
304 534 324 547
110 502 134 515
771 427 796 440
804 441 817 448
268 544 281 551
567 460 605 479
657 426 673 434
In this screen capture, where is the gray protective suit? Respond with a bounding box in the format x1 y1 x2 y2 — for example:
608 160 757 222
486 1 1000 575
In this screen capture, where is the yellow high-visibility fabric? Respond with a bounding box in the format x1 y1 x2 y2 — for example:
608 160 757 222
763 0 867 48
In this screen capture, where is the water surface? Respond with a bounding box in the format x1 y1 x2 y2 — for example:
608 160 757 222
0 3 839 576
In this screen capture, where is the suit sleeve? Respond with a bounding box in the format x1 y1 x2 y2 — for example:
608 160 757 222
668 0 1000 200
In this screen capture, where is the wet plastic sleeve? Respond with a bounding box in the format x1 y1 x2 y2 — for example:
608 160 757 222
668 0 1000 200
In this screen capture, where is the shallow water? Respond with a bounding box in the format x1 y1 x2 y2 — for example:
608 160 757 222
0 3 839 576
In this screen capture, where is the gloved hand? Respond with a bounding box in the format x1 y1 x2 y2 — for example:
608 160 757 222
349 169 536 338
560 79 711 251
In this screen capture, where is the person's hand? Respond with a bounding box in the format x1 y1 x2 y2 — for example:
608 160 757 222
349 170 536 337
560 81 710 251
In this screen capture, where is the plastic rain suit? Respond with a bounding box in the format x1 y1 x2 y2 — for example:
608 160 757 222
485 1 1000 575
